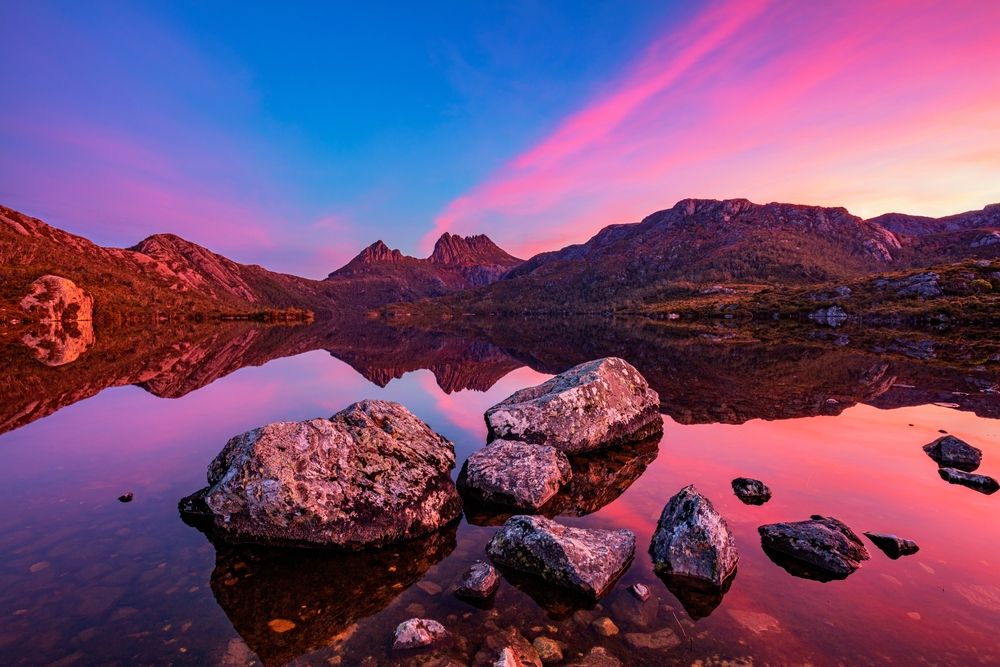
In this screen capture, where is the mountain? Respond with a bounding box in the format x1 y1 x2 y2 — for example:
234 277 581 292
0 204 326 321
395 198 999 315
867 203 1000 265
323 232 522 305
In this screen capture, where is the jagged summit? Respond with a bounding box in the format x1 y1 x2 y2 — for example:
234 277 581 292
355 240 405 264
429 232 522 266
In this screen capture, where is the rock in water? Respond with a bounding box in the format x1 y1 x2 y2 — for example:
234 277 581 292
458 440 572 510
731 477 772 505
808 306 848 327
486 515 635 598
938 467 1000 495
758 515 870 581
923 435 982 472
863 532 920 559
118 492 134 503
484 358 661 453
650 485 738 586
455 560 500 599
178 400 462 548
19 275 94 322
392 618 448 650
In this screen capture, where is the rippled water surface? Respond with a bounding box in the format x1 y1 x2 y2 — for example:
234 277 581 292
0 320 998 666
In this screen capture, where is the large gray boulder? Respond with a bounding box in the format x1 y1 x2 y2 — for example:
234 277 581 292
923 435 982 471
759 515 869 581
486 515 635 598
20 274 93 322
484 357 661 453
458 440 572 509
649 485 738 586
179 400 462 548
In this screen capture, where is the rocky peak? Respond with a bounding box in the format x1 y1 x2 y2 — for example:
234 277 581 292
429 232 521 266
356 240 405 264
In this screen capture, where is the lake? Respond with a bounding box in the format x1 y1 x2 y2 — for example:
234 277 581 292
0 318 997 666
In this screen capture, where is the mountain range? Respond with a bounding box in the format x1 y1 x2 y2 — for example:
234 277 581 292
1 197 998 321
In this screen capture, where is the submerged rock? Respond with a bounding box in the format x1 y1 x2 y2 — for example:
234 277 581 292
458 440 572 510
486 515 635 598
759 515 870 581
474 628 542 667
532 636 563 664
392 618 448 650
731 477 772 505
658 570 734 620
938 467 1000 494
863 532 920 559
923 435 982 472
455 560 500 599
484 357 661 453
629 582 651 601
650 485 738 586
178 400 462 548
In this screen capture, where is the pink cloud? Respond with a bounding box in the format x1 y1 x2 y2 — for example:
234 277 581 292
426 0 1000 257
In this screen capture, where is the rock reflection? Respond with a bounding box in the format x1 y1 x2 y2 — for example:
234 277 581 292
21 319 95 366
197 522 458 666
656 572 735 620
760 545 854 583
462 436 660 526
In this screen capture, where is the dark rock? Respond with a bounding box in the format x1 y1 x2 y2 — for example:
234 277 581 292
392 618 448 650
178 399 462 548
863 532 920 559
923 435 982 472
731 477 772 505
938 467 1000 494
117 492 134 503
485 357 661 453
455 560 499 599
650 485 738 586
486 515 634 598
758 515 870 581
458 440 572 510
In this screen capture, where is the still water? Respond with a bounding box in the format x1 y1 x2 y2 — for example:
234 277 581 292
0 321 997 666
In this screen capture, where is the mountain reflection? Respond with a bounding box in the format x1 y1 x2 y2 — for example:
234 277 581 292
0 315 997 436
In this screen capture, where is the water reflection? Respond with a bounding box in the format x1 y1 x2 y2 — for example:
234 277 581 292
197 521 458 666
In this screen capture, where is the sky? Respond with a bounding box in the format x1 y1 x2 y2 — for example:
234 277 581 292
2 1 999 278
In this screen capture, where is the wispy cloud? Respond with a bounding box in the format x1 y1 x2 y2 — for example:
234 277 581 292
426 0 1000 257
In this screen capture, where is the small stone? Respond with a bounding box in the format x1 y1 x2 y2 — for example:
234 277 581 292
938 467 999 494
731 478 771 505
29 561 50 573
629 583 650 601
267 618 296 633
416 580 443 596
569 646 622 667
495 647 524 667
118 492 134 503
455 561 499 599
623 628 681 651
405 603 426 616
592 617 619 637
392 618 448 650
532 637 564 664
863 532 920 559
923 435 982 471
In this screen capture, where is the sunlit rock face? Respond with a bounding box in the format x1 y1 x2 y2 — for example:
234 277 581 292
179 399 462 548
485 357 662 453
20 320 95 366
650 485 738 587
19 275 94 323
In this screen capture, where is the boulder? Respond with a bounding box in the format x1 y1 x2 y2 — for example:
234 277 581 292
731 477 772 505
458 440 572 510
486 515 635 598
923 435 982 472
938 467 1000 495
649 485 738 586
863 532 920 559
455 560 500 599
484 357 661 453
758 515 870 581
392 618 448 650
19 275 93 322
178 400 462 548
